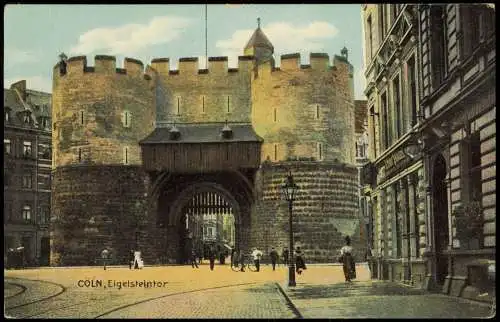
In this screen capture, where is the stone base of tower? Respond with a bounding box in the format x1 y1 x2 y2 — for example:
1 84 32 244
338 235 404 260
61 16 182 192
50 165 158 266
250 161 366 263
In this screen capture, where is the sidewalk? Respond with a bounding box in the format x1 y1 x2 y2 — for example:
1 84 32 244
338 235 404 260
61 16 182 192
277 279 494 318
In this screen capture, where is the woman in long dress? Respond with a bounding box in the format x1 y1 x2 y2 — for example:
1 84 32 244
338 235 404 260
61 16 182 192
295 246 307 275
340 236 355 283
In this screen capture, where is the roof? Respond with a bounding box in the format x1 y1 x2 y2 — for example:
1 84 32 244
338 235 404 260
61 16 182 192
4 84 52 129
140 123 264 144
244 27 274 51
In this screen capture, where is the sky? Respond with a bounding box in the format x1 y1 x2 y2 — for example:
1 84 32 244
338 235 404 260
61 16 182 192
4 4 366 99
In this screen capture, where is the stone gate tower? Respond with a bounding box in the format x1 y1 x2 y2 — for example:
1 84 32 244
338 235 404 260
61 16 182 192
50 56 157 265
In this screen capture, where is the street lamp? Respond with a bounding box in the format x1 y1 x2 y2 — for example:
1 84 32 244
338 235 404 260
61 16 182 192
281 171 299 287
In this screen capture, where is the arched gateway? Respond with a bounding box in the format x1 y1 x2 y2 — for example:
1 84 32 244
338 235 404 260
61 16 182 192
140 122 262 264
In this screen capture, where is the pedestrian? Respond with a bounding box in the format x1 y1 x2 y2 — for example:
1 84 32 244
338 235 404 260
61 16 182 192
295 246 307 275
269 247 279 271
238 250 246 272
208 247 216 271
282 247 289 266
338 236 356 283
251 247 263 272
191 248 199 268
129 250 134 270
230 247 236 267
101 248 109 270
198 245 204 265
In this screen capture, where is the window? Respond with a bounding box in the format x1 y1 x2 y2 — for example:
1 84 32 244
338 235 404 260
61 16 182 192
5 109 10 122
392 75 402 138
78 148 82 162
176 97 181 115
4 139 12 155
317 142 323 160
380 4 386 39
23 174 32 189
369 106 378 158
394 183 402 258
469 132 482 203
24 112 31 124
122 111 131 128
80 111 84 125
23 141 32 157
367 15 373 58
39 144 51 159
226 96 231 113
430 5 447 88
381 92 389 149
407 55 418 127
23 205 32 221
274 144 278 161
273 108 277 122
202 96 206 114
39 207 48 224
316 105 320 119
123 146 129 165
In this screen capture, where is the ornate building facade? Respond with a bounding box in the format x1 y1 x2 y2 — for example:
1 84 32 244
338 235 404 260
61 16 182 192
362 4 495 303
4 80 52 267
50 22 365 265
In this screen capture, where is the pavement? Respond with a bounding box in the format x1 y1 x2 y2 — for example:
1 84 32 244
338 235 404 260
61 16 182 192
4 263 495 319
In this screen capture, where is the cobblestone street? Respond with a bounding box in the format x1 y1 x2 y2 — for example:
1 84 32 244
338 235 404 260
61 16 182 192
4 264 493 319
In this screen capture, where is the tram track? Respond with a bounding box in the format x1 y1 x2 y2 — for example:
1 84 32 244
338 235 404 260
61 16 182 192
4 277 67 310
93 282 258 318
4 282 27 299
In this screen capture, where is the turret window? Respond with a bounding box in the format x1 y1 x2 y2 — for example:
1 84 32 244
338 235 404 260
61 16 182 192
273 108 277 123
316 105 320 119
123 146 129 165
226 96 231 113
176 97 181 115
317 142 323 160
274 144 278 161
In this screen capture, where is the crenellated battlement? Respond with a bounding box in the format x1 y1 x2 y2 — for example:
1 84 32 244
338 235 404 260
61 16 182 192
258 52 351 74
150 55 255 76
54 55 155 80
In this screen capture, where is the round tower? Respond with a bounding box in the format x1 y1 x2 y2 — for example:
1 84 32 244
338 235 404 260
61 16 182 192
51 55 156 266
249 47 363 262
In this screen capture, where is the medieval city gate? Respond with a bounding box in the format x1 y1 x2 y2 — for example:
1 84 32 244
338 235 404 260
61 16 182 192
140 123 263 264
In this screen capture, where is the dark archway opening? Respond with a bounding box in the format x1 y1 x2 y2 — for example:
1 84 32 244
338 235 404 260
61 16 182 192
177 191 236 264
433 154 449 285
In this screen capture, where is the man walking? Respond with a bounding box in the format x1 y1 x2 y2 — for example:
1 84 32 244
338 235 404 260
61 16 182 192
208 247 216 271
191 248 199 268
269 247 279 271
251 247 263 272
282 247 289 266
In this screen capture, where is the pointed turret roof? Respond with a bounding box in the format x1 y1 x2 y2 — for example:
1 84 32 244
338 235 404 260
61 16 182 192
244 18 274 52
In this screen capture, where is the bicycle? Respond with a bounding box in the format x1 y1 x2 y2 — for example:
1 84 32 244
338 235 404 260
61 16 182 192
230 254 258 272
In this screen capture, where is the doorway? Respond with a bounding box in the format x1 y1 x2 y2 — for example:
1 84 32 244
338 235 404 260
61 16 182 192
40 237 50 266
432 154 449 285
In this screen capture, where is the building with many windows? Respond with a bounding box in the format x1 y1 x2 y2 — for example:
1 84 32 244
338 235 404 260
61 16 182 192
361 4 495 302
4 80 52 267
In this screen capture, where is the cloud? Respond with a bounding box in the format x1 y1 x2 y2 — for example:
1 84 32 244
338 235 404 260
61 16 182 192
4 47 39 67
69 16 192 56
216 21 338 67
4 76 52 93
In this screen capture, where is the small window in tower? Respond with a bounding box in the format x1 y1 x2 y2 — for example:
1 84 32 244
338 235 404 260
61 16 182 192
201 96 206 114
317 142 323 160
226 96 231 113
122 111 131 128
80 111 84 125
316 105 320 119
78 148 82 162
274 144 278 161
176 97 181 115
273 108 277 123
123 146 129 165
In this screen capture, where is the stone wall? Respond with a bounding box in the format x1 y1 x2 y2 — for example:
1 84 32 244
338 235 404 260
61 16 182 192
250 161 365 263
50 165 158 266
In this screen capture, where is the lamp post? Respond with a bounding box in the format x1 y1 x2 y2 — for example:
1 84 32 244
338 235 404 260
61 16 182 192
281 171 299 287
